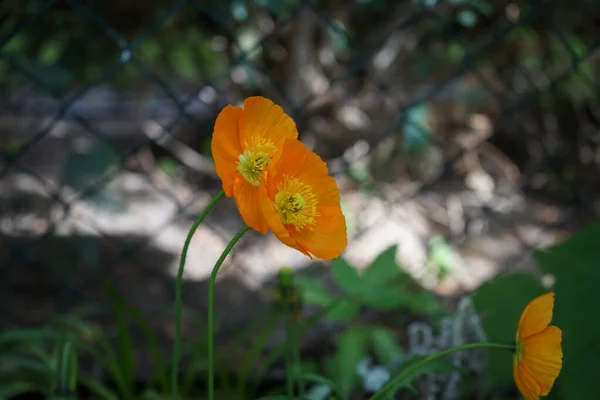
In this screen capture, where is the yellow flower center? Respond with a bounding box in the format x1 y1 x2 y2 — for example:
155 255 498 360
237 137 275 186
274 177 319 230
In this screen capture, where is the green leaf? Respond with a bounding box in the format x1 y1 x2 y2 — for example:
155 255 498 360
331 257 362 295
369 327 404 365
55 341 78 395
295 276 334 307
326 299 360 321
362 245 403 290
106 288 136 399
334 327 368 396
362 287 407 311
535 220 600 400
106 285 169 394
356 245 440 315
471 273 545 390
0 382 40 399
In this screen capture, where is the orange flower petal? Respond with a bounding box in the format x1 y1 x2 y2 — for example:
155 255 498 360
262 139 347 259
211 105 243 196
239 97 298 149
258 185 311 258
522 325 563 396
514 361 543 400
233 180 269 234
517 292 555 340
290 204 347 260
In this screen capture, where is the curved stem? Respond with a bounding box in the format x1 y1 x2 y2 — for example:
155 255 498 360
172 190 224 399
368 342 515 400
208 225 251 400
285 316 295 397
293 322 305 398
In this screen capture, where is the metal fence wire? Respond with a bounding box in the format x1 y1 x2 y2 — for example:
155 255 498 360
0 0 599 330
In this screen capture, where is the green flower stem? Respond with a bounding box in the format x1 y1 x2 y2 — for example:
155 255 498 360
208 225 251 400
172 190 224 399
285 316 295 397
293 323 305 398
368 342 515 400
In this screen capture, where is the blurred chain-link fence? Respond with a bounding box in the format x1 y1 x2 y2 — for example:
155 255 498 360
0 0 599 333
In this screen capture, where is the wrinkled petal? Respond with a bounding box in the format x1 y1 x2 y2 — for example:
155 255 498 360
211 105 243 196
258 184 311 257
233 180 268 234
522 325 563 396
290 204 347 260
263 139 347 259
514 360 543 400
518 292 555 340
267 137 310 180
239 97 298 149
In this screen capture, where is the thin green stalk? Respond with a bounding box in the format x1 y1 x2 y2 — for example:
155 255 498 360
285 316 295 397
292 322 304 398
172 190 224 399
208 225 251 400
368 342 515 400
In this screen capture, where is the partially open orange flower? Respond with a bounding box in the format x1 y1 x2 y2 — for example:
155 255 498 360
258 138 347 260
211 96 298 233
513 292 562 400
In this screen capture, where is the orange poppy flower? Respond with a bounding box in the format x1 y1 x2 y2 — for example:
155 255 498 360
258 138 347 260
211 96 298 233
513 292 562 400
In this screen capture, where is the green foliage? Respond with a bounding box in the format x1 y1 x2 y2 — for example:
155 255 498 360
297 245 440 324
6 226 600 400
293 247 442 396
535 220 600 400
333 326 369 396
368 327 404 366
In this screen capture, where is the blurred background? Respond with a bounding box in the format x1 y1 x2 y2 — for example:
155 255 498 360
0 0 599 399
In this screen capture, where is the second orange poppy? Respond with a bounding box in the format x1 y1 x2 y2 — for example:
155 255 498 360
259 138 347 259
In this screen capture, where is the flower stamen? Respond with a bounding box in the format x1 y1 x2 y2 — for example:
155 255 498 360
274 177 318 230
238 137 276 186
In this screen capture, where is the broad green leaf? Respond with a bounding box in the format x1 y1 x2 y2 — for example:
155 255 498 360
326 299 360 321
471 273 545 390
362 245 404 291
331 257 362 295
362 287 407 311
295 276 334 307
334 327 368 396
536 220 600 400
398 291 441 317
368 327 404 365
